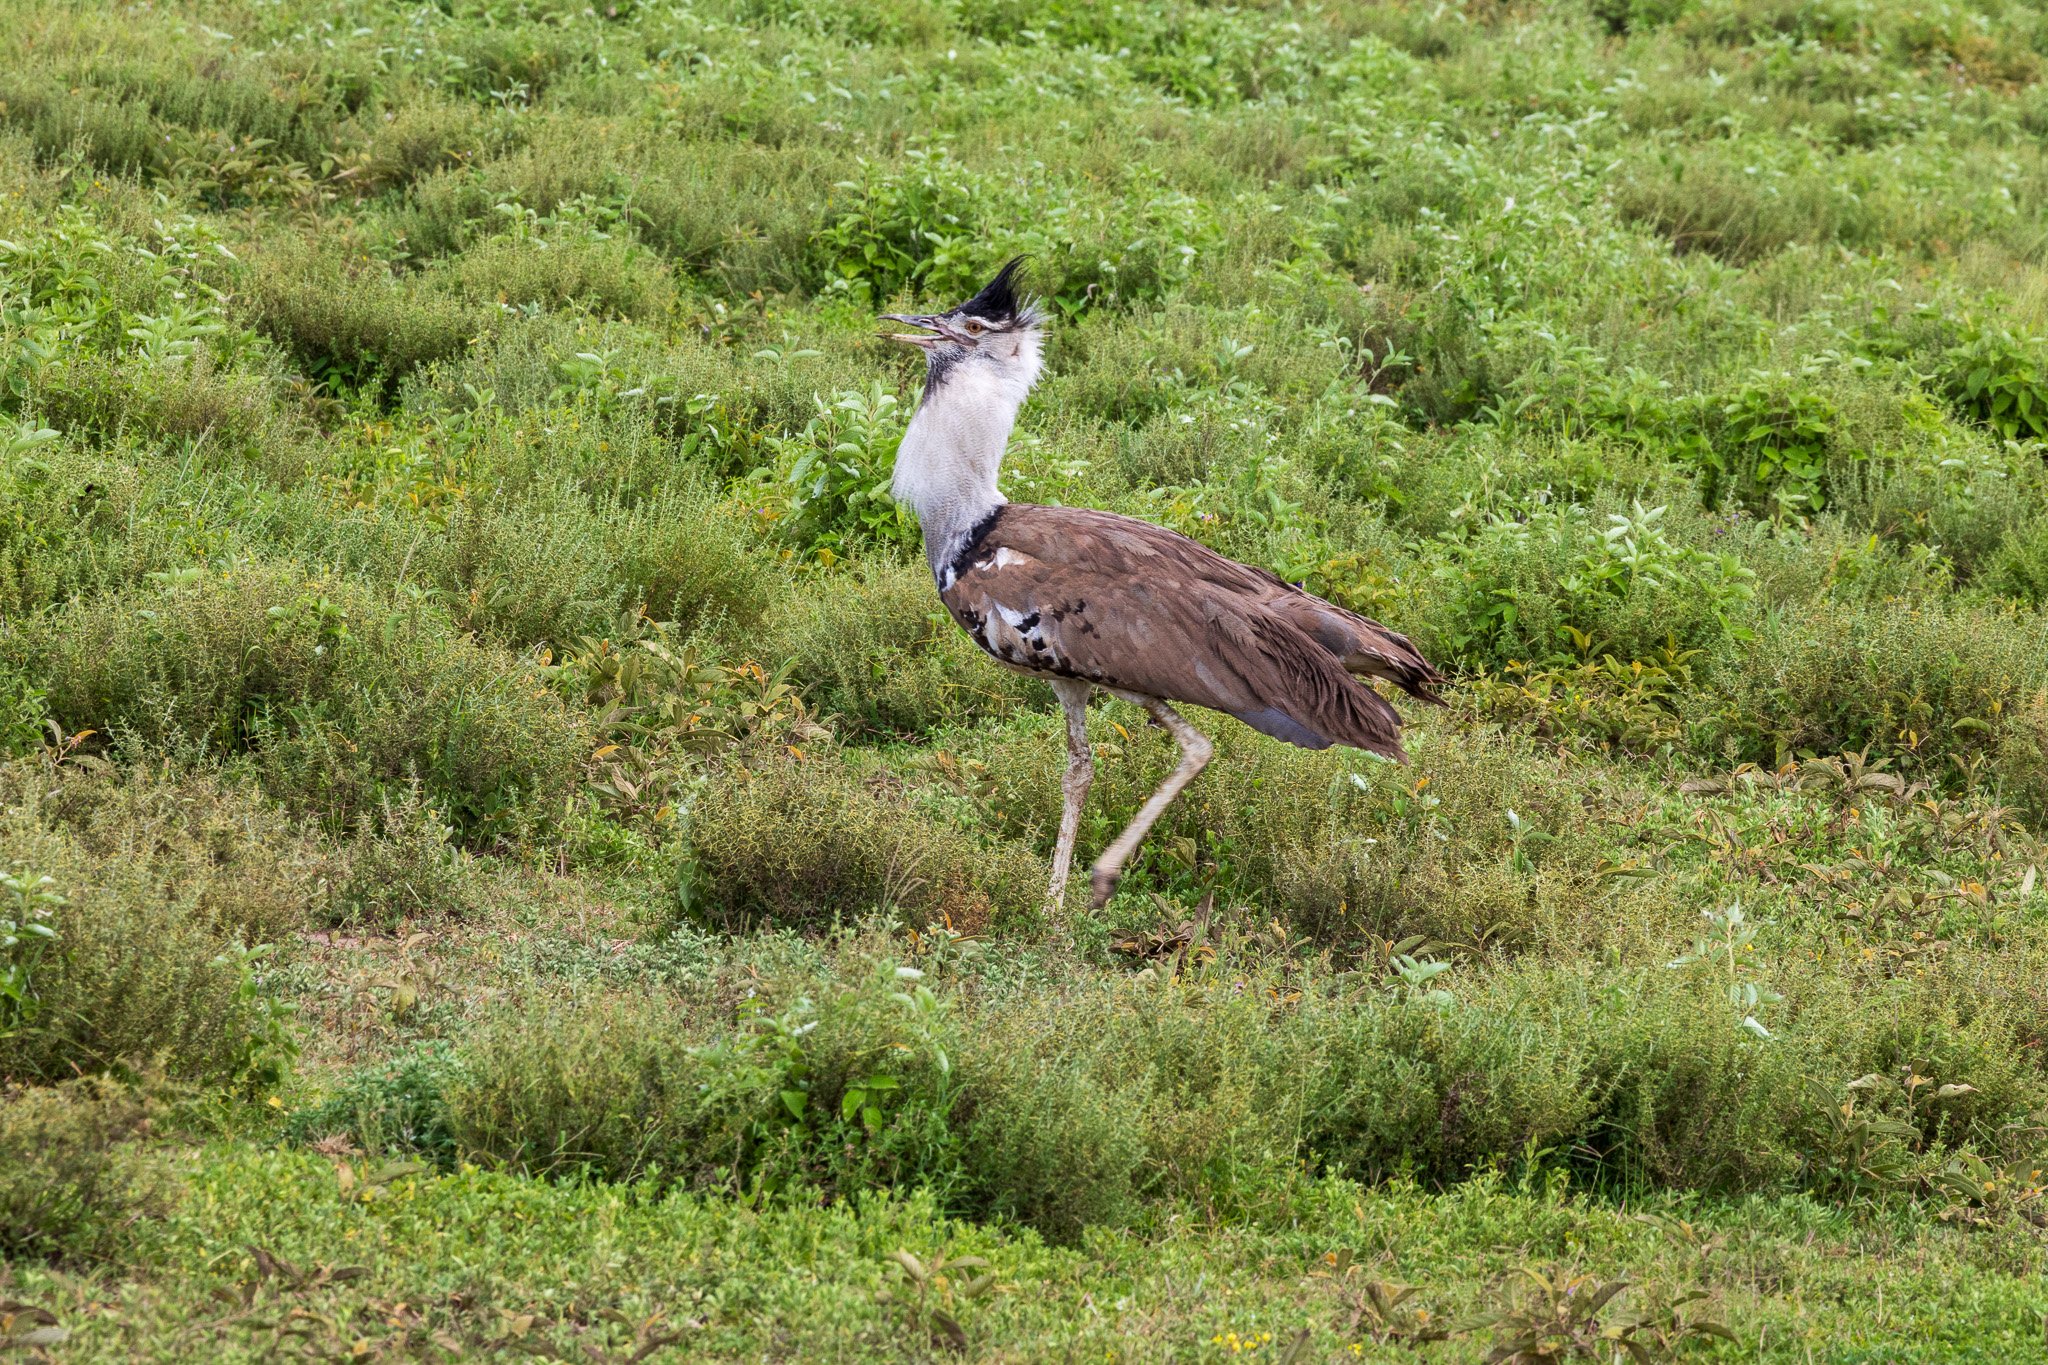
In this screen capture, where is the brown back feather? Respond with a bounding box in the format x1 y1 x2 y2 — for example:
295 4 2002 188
936 504 1441 757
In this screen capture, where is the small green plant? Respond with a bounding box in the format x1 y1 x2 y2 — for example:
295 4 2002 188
814 151 988 303
841 1071 904 1135
0 670 51 759
1474 1268 1733 1364
1503 808 1553 875
1930 1148 2047 1227
1946 324 2048 444
1342 1276 1451 1346
1428 503 1753 672
1706 376 1839 516
1667 903 1780 1039
1389 952 1455 1007
215 943 300 1096
1469 645 1700 754
287 1041 463 1164
551 615 825 829
124 299 224 365
0 1075 165 1265
875 1247 995 1355
0 418 58 466
752 384 916 563
690 995 820 1184
337 782 473 927
833 964 956 1142
0 869 61 1038
1561 505 1755 641
1801 1076 1919 1200
1632 1213 1727 1263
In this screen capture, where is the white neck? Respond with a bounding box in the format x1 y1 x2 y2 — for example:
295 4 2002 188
891 336 1041 579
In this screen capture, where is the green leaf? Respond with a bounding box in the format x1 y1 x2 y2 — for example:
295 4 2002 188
1587 1280 1631 1315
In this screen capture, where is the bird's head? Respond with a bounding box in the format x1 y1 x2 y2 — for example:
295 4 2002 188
880 256 1044 397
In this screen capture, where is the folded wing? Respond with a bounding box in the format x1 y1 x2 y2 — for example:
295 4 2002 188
938 504 1442 758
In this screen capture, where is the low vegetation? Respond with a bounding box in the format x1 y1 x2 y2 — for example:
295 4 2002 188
1 0 2046 1357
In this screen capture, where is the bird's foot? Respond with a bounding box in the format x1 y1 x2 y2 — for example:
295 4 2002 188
1089 867 1118 910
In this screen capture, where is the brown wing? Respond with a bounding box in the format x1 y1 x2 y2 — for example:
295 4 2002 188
937 504 1442 758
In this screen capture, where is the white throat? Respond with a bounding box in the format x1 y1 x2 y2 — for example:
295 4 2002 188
891 332 1042 579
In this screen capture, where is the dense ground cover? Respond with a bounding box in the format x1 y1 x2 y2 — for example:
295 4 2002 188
2 0 2047 1357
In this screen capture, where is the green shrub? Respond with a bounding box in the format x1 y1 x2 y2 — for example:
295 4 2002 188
1589 0 1690 34
440 24 600 103
748 385 918 564
444 989 798 1190
11 564 584 837
435 235 675 322
1560 970 1809 1191
332 782 478 927
1984 518 2048 606
0 662 48 757
240 240 486 393
1614 144 1866 263
395 479 778 649
1704 375 1842 517
1416 501 1756 674
396 929 2048 1244
765 560 1042 737
1945 323 2048 444
1306 984 1602 1186
1687 598 2048 814
30 349 299 464
0 762 319 1086
687 756 1044 934
0 1075 165 1265
440 964 1134 1240
12 762 332 944
1840 441 2041 588
0 77 162 177
1014 961 1778 1211
613 483 784 632
287 1041 464 1164
809 151 989 302
948 1014 1146 1240
345 97 498 195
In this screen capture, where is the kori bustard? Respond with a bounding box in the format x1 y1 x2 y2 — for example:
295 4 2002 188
881 259 1444 910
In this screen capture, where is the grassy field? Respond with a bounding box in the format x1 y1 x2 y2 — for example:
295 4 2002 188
2 0 2048 1357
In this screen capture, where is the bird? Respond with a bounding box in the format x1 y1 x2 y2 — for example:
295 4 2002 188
880 258 1445 911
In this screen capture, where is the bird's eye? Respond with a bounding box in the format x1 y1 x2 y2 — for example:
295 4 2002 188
964 319 985 334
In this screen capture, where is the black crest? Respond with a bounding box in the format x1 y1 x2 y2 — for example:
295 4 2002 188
958 256 1028 321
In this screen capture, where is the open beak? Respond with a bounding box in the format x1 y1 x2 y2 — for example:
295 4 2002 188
878 313 952 348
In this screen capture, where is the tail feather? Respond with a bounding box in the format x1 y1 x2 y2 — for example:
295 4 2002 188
1238 615 1409 760
1269 596 1446 703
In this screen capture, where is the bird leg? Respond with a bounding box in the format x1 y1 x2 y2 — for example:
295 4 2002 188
1044 678 1094 911
1089 696 1213 910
